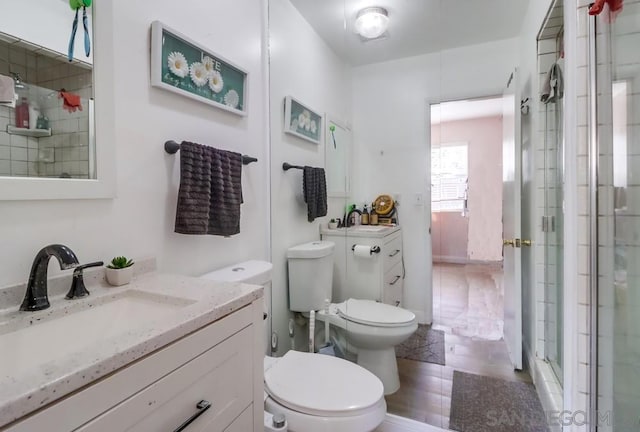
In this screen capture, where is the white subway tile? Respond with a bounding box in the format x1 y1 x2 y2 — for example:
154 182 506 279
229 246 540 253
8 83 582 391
10 160 27 176
10 147 27 161
0 159 9 175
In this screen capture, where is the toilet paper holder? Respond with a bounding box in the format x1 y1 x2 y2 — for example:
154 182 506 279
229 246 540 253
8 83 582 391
351 245 381 255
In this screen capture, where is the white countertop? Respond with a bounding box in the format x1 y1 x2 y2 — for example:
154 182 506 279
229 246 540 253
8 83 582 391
321 225 401 238
0 267 263 428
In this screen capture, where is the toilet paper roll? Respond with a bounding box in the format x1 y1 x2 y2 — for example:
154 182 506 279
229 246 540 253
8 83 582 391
353 244 373 258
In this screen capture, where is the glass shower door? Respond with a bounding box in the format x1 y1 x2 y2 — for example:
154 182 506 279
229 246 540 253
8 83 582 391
543 92 564 383
596 2 640 430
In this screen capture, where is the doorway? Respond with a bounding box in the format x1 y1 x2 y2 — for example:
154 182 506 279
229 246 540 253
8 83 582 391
430 97 505 342
385 96 535 428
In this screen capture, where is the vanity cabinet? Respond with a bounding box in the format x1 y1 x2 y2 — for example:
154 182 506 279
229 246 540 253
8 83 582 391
321 227 404 307
2 301 264 432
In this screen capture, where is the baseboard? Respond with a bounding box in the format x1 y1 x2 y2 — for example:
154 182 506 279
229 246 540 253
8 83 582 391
433 256 502 265
433 255 468 264
410 308 430 325
378 414 446 431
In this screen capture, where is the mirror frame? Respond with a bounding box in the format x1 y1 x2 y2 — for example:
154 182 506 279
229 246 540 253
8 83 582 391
0 1 115 200
324 114 351 199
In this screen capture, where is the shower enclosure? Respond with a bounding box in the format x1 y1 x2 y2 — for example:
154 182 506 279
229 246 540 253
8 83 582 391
538 0 565 387
592 1 640 430
543 33 565 385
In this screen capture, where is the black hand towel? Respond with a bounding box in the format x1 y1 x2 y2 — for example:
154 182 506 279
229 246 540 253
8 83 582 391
175 141 243 236
303 166 327 222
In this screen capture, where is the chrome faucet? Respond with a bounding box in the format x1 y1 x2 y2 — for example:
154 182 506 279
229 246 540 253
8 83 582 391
21 244 79 311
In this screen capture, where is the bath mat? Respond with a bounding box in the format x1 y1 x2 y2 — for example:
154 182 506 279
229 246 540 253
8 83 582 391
395 324 445 365
449 371 549 432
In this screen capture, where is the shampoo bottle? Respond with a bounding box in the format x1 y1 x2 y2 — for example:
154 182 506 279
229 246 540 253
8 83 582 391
28 104 40 130
15 97 29 129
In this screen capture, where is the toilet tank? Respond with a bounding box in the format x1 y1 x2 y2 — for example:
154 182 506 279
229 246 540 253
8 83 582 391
287 241 335 312
201 260 272 286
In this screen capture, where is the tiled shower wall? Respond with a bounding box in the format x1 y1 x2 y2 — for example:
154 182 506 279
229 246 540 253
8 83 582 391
0 40 92 178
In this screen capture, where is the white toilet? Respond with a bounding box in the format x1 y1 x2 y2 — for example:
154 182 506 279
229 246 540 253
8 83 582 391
287 240 418 395
201 260 387 432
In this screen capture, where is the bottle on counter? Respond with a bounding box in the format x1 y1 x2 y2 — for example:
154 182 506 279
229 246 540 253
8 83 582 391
15 97 30 129
361 204 370 225
349 203 361 226
370 203 379 226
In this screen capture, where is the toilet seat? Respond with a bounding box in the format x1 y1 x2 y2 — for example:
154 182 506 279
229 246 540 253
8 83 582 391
337 298 416 328
264 350 384 417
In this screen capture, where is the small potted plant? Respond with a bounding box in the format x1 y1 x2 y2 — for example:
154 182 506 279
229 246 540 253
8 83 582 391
105 256 135 286
328 218 339 229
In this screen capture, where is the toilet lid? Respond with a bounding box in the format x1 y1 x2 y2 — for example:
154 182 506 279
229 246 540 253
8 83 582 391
337 299 416 327
264 350 383 417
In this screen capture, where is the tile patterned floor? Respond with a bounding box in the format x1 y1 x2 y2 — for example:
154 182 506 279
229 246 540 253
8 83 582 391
385 263 532 430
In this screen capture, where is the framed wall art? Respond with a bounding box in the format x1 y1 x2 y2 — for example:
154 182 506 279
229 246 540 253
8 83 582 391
284 96 322 144
150 21 248 116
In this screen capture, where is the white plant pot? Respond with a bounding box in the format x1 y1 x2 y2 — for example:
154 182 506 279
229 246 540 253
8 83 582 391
105 266 134 286
328 222 338 229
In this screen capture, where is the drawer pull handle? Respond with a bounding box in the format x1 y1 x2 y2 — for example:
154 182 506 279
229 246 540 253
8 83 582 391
389 275 401 285
173 400 211 432
389 249 401 257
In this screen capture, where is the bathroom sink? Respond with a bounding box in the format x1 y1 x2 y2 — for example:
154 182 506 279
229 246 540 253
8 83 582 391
350 226 390 232
0 289 194 375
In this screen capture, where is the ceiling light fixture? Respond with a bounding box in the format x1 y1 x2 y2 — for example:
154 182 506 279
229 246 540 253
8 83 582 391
355 7 389 39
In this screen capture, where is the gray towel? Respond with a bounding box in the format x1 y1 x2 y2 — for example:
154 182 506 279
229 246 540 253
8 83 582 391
303 166 327 222
175 141 243 236
0 74 16 106
541 62 564 104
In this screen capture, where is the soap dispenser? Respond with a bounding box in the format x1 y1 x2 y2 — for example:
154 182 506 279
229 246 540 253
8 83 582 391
362 204 370 225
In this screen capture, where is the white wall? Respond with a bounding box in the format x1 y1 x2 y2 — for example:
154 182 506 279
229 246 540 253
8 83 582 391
431 212 468 262
351 38 517 323
1 0 93 64
432 116 504 263
268 0 352 354
0 0 269 288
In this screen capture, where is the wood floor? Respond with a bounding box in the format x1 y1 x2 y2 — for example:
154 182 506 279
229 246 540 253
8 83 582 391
385 263 533 430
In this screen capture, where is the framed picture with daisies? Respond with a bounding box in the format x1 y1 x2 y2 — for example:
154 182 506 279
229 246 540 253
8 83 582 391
150 21 248 116
283 96 323 145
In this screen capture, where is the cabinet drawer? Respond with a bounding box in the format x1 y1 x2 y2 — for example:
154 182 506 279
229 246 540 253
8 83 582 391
383 262 404 307
382 234 402 273
224 405 253 432
76 326 254 432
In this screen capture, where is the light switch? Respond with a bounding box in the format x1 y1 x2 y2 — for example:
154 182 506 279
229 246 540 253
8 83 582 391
414 193 424 206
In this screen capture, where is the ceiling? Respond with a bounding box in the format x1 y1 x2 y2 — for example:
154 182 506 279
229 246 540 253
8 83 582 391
289 0 530 66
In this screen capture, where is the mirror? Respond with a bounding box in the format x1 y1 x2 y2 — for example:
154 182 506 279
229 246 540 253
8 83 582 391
0 0 116 200
0 0 95 180
268 0 540 429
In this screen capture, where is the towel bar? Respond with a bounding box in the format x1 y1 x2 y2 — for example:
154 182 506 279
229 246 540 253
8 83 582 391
282 162 304 171
164 140 258 165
